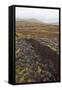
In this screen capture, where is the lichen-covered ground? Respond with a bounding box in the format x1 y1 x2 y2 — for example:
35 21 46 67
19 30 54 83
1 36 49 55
15 38 59 83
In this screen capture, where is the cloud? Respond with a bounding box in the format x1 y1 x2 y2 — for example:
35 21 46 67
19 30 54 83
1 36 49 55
16 7 59 24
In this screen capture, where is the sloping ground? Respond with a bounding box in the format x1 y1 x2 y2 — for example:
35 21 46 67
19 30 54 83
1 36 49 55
15 38 60 83
36 38 59 54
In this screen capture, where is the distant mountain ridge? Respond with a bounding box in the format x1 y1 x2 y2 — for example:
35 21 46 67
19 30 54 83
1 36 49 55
16 18 59 25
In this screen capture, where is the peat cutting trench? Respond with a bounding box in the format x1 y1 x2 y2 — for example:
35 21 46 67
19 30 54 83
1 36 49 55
16 38 60 83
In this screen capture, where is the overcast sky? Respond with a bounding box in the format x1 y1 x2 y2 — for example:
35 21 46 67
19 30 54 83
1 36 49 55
16 7 59 24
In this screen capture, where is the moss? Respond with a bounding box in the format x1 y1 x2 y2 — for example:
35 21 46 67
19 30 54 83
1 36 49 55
16 67 23 72
47 44 56 51
38 66 41 73
16 66 33 83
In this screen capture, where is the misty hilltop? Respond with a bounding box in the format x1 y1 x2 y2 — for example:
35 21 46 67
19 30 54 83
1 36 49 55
16 18 59 25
